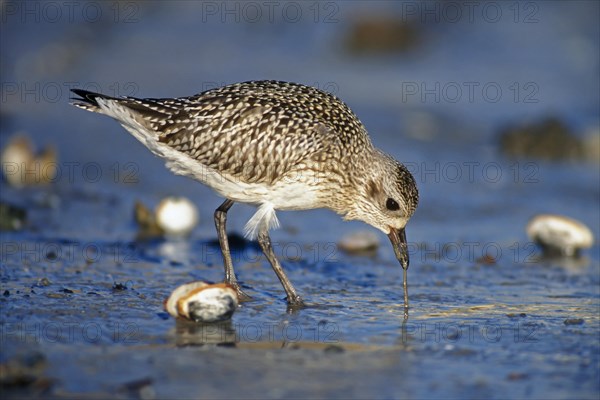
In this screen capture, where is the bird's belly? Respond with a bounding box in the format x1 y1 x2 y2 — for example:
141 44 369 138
217 174 322 211
158 144 322 210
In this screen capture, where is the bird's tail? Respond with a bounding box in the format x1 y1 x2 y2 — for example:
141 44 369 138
70 89 163 145
70 89 115 113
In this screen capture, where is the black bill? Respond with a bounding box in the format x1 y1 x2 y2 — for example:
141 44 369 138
388 227 409 270
388 227 410 319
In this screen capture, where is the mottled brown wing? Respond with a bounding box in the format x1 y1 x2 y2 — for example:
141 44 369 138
119 81 371 185
156 98 338 184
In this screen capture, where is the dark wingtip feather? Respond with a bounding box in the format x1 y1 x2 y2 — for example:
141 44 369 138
70 89 103 107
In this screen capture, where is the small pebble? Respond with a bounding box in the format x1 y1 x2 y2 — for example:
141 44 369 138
526 214 594 257
0 202 27 231
506 313 527 318
564 318 584 325
323 344 345 354
113 282 128 291
37 278 51 287
506 372 528 381
165 281 238 323
445 347 477 357
476 254 497 265
120 376 154 391
338 230 380 255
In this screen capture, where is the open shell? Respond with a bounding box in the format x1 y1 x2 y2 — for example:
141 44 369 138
165 281 238 323
526 214 594 257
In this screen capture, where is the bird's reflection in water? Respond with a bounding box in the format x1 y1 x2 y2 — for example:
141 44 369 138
170 319 237 347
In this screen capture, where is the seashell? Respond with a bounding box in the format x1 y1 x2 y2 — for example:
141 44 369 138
165 281 238 323
155 197 199 236
526 214 594 257
1 134 57 187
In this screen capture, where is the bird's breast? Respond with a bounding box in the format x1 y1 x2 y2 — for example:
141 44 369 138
223 170 325 211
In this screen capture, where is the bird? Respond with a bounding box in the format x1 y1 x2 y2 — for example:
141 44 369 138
70 80 419 316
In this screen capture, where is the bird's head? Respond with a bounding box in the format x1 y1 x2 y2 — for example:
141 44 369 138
344 152 419 269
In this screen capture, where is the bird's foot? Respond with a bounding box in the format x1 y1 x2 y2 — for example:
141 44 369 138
227 282 252 302
285 295 306 310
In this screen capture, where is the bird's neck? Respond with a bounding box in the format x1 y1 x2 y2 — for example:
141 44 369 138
319 149 383 220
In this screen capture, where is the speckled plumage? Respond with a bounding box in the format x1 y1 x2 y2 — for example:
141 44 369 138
71 80 419 313
72 81 417 219
157 81 369 182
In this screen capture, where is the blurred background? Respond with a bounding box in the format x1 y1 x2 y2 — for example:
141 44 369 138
1 1 599 398
1 0 598 244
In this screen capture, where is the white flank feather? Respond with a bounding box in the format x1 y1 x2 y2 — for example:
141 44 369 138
244 203 280 239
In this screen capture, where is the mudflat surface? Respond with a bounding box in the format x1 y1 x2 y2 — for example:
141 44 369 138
1 2 599 399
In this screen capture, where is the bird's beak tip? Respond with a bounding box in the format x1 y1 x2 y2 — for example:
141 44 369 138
388 227 409 270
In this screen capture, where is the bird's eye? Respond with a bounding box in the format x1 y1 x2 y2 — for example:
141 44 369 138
386 198 400 211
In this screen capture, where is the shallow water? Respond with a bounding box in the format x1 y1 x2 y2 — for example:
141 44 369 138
1 1 599 399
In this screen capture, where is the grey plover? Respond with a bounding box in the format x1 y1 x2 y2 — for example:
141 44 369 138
71 81 419 315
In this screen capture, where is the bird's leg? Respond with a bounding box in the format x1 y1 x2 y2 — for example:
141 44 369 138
257 229 305 307
214 199 251 301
